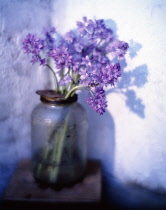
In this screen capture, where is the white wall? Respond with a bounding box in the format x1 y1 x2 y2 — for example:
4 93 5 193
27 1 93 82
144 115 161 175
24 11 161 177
51 0 166 193
0 0 166 205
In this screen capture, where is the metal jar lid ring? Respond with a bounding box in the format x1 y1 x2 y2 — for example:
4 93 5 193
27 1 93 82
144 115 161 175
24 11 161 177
36 90 78 105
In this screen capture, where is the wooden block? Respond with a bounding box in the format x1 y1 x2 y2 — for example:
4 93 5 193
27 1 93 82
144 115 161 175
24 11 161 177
3 159 101 203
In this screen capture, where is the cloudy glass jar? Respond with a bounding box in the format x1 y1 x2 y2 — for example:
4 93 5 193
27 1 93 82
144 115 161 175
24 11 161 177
31 90 88 187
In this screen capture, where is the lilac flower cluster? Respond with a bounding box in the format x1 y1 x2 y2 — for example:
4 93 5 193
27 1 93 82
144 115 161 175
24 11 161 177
22 17 129 115
49 47 73 70
43 27 56 50
22 34 46 66
86 87 107 115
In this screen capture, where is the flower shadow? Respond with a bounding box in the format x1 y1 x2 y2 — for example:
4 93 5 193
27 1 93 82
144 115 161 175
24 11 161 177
105 19 148 118
107 63 148 118
128 39 142 59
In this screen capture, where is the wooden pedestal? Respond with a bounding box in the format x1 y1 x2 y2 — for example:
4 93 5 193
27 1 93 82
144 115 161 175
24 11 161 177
2 159 101 210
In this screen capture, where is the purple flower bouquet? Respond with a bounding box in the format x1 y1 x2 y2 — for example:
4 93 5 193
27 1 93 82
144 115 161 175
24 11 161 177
23 17 128 115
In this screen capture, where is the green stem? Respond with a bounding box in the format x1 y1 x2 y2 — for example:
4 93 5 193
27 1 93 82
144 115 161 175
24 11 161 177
35 108 71 184
74 72 80 85
37 54 59 91
46 64 59 92
65 85 85 99
35 146 49 177
49 110 71 182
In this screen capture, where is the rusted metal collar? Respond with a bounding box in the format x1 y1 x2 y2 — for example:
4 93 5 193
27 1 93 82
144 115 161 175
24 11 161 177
36 90 78 105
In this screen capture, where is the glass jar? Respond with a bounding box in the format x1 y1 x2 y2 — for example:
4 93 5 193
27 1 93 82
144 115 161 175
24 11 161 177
31 90 88 188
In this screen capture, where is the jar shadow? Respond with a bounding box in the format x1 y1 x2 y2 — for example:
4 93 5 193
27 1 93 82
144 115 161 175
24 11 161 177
78 92 115 199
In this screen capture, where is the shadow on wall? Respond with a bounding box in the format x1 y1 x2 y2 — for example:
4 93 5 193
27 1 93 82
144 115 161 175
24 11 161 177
104 19 148 119
79 18 149 208
106 19 148 118
107 62 148 118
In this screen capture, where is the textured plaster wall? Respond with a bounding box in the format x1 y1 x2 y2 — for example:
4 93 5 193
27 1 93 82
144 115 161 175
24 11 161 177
0 0 53 197
0 0 166 207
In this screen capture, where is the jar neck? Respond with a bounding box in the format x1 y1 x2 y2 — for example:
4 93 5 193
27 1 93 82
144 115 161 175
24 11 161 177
36 90 78 106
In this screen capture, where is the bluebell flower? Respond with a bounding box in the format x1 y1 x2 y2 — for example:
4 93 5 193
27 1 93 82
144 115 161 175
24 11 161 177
22 17 129 114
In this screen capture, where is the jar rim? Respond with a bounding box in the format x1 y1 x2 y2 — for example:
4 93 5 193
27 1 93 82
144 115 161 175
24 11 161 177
36 90 78 105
